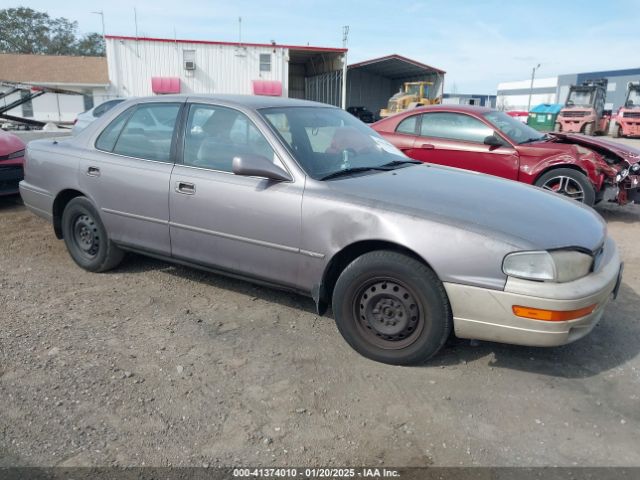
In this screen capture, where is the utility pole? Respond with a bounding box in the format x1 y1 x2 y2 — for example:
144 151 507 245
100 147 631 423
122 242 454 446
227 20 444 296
341 25 349 110
134 7 139 56
238 17 242 45
91 10 105 38
527 63 541 112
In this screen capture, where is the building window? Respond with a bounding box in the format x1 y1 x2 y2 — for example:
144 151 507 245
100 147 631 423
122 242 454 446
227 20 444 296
83 94 94 111
183 49 196 70
21 91 34 117
260 53 271 72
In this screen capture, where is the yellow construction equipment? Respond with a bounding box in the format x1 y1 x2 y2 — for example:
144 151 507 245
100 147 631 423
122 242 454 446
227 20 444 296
379 81 440 118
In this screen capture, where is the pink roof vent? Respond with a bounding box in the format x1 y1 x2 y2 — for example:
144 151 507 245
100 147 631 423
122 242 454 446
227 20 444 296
151 77 181 94
252 80 282 97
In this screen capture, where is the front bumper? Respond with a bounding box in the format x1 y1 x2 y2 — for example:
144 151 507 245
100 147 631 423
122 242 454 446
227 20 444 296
444 237 621 347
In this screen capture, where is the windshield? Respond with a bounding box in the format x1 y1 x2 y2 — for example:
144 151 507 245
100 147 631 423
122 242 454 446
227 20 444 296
406 84 421 96
627 88 640 107
483 111 546 144
260 107 409 180
566 89 594 108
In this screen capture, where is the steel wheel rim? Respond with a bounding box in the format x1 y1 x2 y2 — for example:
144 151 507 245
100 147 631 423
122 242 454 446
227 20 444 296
72 213 100 259
353 277 425 350
541 176 585 202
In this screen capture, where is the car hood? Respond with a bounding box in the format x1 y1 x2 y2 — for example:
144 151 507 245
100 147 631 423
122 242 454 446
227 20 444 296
0 131 26 156
550 133 640 163
327 164 606 252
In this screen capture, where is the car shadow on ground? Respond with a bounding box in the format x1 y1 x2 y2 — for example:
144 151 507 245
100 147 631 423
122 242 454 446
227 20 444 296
117 252 319 314
595 203 640 224
0 194 23 211
116 254 639 379
433 282 640 378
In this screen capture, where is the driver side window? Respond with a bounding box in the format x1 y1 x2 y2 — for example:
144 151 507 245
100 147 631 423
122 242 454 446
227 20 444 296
420 112 493 144
183 104 283 172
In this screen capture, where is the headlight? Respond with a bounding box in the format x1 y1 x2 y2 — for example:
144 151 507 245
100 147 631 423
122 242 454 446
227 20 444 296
631 163 640 173
7 149 25 159
616 169 629 183
503 250 593 283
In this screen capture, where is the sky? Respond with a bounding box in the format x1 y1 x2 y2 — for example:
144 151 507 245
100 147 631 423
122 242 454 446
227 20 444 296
5 0 640 93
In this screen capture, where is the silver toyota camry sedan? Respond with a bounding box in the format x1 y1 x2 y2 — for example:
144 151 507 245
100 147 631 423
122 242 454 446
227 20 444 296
19 95 623 365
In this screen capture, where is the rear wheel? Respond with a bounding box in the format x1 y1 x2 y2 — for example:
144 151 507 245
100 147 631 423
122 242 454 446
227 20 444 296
583 122 594 136
61 197 124 272
535 168 596 206
332 251 452 365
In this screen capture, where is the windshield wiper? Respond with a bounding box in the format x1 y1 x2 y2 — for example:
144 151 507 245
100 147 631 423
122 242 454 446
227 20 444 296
379 159 422 168
320 166 389 180
519 137 546 144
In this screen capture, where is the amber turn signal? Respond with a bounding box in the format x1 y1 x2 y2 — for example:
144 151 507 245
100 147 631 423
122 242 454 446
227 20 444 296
512 304 598 321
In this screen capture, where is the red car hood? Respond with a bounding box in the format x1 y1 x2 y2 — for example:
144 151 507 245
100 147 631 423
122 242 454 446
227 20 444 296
0 131 26 157
550 132 640 163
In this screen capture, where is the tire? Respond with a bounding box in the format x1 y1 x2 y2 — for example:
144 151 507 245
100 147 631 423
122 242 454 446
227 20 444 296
332 251 452 365
535 168 596 206
583 122 594 136
61 196 124 272
614 126 623 138
554 122 562 132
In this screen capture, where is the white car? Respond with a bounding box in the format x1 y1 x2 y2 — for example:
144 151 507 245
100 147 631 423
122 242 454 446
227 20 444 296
72 99 125 135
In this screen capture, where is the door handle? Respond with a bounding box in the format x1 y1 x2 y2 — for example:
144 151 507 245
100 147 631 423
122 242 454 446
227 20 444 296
175 181 196 195
419 143 435 150
87 166 100 177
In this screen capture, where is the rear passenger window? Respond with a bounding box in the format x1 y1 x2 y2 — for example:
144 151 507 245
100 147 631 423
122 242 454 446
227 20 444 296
96 104 181 162
396 115 418 135
95 109 132 152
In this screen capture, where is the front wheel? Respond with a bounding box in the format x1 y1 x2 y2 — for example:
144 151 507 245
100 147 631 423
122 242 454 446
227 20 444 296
61 197 124 272
614 125 623 138
332 251 452 365
535 168 596 206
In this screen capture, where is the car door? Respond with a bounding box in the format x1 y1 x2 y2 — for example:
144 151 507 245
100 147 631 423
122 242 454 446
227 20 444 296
79 101 183 255
169 103 303 287
407 112 519 180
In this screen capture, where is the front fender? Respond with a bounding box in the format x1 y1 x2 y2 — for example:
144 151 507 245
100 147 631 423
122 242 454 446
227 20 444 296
527 151 607 191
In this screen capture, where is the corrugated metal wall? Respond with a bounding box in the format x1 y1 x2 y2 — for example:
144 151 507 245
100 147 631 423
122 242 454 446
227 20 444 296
305 71 342 107
106 39 288 97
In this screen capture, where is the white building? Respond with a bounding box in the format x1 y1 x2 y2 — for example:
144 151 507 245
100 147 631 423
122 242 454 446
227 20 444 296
496 77 558 111
105 35 346 103
0 53 110 124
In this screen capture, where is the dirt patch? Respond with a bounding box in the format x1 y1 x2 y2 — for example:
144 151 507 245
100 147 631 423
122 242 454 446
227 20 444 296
1 194 639 467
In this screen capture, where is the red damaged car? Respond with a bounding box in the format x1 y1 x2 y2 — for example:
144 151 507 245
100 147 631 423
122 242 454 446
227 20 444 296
0 130 26 196
372 105 640 206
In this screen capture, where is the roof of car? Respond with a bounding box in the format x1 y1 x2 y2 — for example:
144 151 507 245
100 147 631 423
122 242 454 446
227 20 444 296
410 104 495 115
134 94 334 110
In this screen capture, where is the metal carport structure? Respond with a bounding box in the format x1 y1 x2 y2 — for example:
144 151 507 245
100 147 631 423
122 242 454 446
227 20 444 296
346 54 445 117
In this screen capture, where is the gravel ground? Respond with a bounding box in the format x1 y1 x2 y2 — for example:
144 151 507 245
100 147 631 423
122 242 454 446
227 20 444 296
1 138 640 468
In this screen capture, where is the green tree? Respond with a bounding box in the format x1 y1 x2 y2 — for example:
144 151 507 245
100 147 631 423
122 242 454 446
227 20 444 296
0 7 105 56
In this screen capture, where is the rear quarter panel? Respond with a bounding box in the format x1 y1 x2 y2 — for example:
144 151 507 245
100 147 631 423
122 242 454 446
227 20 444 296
21 139 84 219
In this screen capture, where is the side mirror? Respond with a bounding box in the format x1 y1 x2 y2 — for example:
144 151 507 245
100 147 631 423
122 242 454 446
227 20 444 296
232 154 292 182
483 134 504 148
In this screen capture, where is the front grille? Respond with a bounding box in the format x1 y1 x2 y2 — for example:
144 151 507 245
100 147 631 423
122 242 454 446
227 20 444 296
622 111 640 119
562 110 588 118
